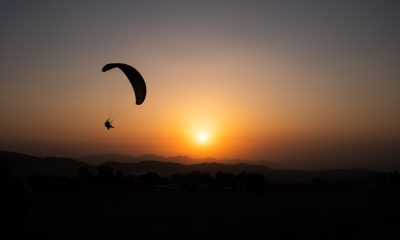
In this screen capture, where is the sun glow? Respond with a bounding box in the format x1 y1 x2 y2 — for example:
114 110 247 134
197 132 209 144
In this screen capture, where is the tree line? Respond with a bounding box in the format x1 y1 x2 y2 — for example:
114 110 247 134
76 165 267 194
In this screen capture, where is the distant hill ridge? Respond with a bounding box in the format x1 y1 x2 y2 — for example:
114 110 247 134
0 150 90 177
80 153 225 165
0 151 380 184
79 153 286 168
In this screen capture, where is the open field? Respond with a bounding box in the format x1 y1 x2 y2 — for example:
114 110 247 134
29 185 400 240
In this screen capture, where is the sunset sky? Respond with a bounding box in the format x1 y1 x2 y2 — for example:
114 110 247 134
1 1 399 169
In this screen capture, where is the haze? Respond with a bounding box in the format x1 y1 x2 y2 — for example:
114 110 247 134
1 1 399 170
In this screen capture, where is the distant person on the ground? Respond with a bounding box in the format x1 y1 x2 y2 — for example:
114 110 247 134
104 118 114 130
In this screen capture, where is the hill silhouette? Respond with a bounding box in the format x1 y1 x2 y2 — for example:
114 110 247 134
81 153 235 165
80 153 287 168
79 153 148 165
1 151 380 184
0 151 90 177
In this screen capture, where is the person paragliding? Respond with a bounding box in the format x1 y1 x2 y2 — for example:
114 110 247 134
104 118 114 130
101 63 147 130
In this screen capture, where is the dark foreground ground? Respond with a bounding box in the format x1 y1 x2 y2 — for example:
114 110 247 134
26 185 400 240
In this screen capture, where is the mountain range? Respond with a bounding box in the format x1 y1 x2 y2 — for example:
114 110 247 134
0 151 380 184
79 153 287 168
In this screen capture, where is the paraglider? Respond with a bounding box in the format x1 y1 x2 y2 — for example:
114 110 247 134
102 63 147 130
104 118 114 130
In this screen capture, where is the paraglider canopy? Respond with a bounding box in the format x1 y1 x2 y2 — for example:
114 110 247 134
102 63 147 105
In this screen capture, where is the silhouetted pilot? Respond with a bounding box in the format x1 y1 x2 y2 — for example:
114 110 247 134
104 119 114 130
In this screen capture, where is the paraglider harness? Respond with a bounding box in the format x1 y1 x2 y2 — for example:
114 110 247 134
104 118 114 130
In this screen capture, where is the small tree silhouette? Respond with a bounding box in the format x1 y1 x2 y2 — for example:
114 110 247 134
97 165 114 178
78 167 92 181
184 171 203 191
235 172 265 194
215 172 235 191
137 172 164 185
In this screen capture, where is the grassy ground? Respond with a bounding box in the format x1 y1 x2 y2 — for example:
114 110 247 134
29 185 400 240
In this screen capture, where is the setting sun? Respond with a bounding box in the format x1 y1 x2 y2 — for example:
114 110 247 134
197 132 209 144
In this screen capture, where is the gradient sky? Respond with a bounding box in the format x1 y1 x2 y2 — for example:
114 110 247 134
1 1 399 169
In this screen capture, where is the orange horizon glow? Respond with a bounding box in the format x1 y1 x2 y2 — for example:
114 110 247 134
1 2 400 170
